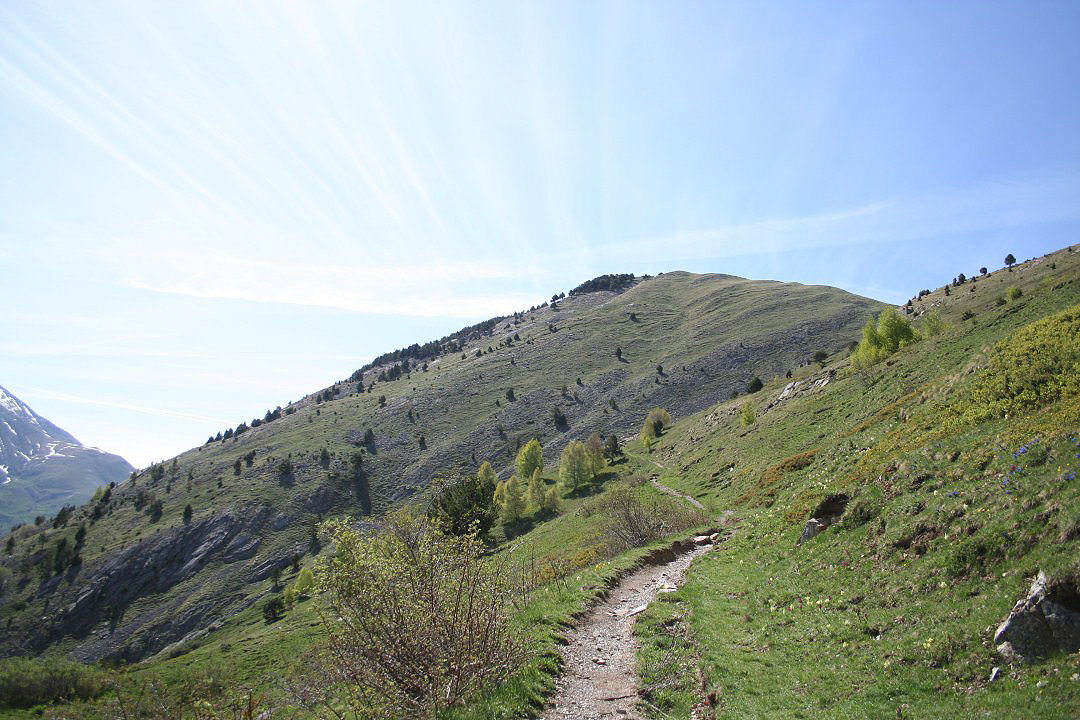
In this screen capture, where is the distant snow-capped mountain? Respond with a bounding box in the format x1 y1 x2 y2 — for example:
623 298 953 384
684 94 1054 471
0 385 133 527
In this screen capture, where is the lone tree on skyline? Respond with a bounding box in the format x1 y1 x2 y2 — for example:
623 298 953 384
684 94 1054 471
1005 253 1016 270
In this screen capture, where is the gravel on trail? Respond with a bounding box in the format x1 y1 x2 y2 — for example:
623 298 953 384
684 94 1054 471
541 543 711 720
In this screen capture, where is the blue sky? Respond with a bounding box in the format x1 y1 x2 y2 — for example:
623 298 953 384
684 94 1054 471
1 1 1078 467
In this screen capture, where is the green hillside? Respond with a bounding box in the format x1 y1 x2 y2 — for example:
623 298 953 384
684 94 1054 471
2 246 1078 719
0 271 880 666
630 246 1080 718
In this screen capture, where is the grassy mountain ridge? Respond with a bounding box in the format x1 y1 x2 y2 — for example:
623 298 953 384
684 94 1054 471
0 271 882 665
98 243 1080 720
629 245 1080 717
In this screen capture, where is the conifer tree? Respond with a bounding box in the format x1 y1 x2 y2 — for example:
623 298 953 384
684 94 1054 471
515 439 543 481
527 468 545 510
542 484 560 514
559 441 591 494
500 475 524 524
585 432 606 474
295 566 315 596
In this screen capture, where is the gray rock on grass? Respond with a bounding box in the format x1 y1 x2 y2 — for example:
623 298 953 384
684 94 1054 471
995 571 1080 663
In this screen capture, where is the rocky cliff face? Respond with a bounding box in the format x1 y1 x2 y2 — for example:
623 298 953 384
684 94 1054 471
0 385 133 527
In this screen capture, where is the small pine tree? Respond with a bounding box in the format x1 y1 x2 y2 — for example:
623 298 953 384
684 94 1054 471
585 432 606 474
1005 253 1016 269
527 469 545 510
263 596 286 623
500 475 524 524
740 402 755 427
542 485 560 514
558 441 592 494
295 566 315 596
182 504 193 525
603 434 622 460
515 439 544 481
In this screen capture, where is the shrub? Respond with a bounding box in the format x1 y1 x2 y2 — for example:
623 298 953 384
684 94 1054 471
300 511 521 718
746 377 763 394
922 311 947 337
962 305 1080 423
294 566 315 596
640 407 672 445
1007 286 1023 301
263 596 286 623
592 485 706 552
0 657 106 707
428 464 498 538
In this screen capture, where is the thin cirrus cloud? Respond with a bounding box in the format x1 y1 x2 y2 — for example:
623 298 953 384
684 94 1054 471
8 386 229 426
603 174 1080 265
113 248 540 318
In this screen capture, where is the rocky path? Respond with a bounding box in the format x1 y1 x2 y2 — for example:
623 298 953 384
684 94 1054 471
541 543 711 720
649 476 705 509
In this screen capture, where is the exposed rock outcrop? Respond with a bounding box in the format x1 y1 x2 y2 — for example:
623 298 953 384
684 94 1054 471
995 571 1080 663
48 503 273 662
796 494 849 545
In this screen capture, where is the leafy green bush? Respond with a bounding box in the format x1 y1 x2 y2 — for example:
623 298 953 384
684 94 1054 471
0 656 106 707
592 484 706 552
639 407 673 445
851 308 920 369
921 311 946 337
963 304 1080 422
299 510 521 718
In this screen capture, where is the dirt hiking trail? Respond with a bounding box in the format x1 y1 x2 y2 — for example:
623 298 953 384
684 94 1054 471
541 486 731 720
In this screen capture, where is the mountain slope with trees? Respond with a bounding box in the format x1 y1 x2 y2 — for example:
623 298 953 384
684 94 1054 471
0 271 881 665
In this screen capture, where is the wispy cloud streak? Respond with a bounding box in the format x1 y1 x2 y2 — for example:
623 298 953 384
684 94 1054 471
9 386 229 425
